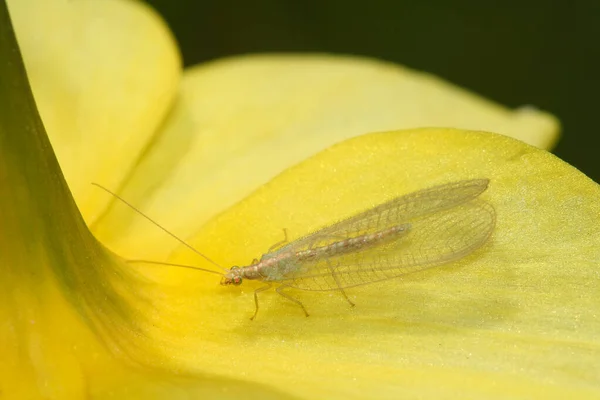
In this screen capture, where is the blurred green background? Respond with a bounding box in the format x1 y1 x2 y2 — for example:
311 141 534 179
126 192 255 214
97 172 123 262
146 0 600 183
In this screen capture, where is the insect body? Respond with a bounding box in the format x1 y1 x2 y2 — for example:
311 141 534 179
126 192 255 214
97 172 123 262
94 179 495 320
221 224 409 285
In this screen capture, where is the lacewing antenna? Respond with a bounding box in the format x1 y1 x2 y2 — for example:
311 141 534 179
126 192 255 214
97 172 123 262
91 183 225 273
125 259 223 276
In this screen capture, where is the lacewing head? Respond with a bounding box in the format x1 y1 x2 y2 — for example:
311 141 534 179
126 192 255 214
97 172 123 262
220 266 243 286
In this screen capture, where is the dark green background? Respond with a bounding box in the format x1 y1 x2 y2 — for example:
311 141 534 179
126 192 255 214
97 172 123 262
146 0 599 183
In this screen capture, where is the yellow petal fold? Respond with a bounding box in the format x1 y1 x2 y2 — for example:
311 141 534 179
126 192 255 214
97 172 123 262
8 0 181 220
1 2 283 398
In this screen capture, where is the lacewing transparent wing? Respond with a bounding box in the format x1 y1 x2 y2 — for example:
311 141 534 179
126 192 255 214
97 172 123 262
93 178 496 319
259 179 495 291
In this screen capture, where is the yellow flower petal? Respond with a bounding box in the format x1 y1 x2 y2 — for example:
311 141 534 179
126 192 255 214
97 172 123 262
126 128 598 399
94 54 560 262
8 0 181 220
7 0 594 398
